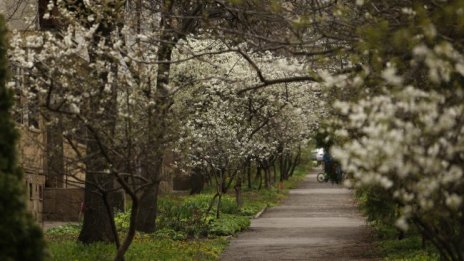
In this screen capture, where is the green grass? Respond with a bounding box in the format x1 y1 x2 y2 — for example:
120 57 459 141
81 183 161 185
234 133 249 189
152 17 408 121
47 236 228 261
45 162 312 260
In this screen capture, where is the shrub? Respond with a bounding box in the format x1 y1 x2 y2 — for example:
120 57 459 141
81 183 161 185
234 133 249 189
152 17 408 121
209 214 250 236
47 224 81 236
157 194 242 238
114 211 130 231
153 228 187 241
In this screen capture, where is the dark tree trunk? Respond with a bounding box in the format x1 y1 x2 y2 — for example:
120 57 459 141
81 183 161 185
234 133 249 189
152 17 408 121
135 181 160 233
216 170 224 218
114 178 140 261
256 166 262 190
289 151 301 177
78 173 116 243
247 161 252 189
235 176 243 208
190 168 205 195
279 154 286 181
78 77 118 244
78 8 123 243
273 161 277 184
264 166 271 189
78 74 120 243
135 2 176 230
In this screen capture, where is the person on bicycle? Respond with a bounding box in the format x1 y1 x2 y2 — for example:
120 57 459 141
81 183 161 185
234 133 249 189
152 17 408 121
323 149 343 184
323 149 334 181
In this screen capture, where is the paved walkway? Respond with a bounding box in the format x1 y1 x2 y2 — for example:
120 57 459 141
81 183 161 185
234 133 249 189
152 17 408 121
221 169 379 261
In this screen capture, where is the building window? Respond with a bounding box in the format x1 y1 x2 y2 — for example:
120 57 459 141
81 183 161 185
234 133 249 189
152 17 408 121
38 0 60 30
29 183 33 200
27 97 40 129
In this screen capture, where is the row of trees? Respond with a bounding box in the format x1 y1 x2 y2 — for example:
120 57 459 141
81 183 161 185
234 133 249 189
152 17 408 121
6 0 463 260
6 1 341 260
12 1 462 260
170 40 323 214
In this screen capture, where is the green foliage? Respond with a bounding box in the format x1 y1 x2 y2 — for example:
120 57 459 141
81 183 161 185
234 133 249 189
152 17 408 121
238 202 265 216
157 196 210 238
356 187 397 225
47 237 228 261
336 1 464 259
114 211 131 231
370 222 439 261
209 214 250 236
153 228 187 241
46 224 82 236
0 15 45 261
156 194 246 238
357 193 440 260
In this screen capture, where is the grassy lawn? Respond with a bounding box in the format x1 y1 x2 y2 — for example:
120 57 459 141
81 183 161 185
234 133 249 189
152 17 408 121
47 236 228 261
45 163 311 260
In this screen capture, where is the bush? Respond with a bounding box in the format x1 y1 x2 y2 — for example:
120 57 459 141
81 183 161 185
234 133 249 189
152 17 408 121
209 214 250 236
157 194 243 238
153 228 187 241
157 197 210 238
238 202 265 216
114 211 130 231
329 1 464 259
362 202 440 260
47 224 81 236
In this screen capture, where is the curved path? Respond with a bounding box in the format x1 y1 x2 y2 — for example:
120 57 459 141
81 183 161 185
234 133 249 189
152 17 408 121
221 169 380 261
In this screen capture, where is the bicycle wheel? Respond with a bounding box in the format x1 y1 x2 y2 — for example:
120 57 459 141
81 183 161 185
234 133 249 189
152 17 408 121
317 173 326 183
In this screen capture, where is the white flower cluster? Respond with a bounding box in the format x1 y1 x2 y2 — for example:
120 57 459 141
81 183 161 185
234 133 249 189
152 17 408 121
170 38 322 174
328 16 464 241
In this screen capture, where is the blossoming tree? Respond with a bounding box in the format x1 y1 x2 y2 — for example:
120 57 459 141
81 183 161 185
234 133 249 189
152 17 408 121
324 1 464 260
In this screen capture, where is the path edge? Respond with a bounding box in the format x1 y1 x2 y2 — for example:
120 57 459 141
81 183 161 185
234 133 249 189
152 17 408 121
254 206 267 219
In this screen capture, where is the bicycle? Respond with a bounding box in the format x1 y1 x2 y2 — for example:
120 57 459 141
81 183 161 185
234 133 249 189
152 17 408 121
317 168 346 184
317 172 329 183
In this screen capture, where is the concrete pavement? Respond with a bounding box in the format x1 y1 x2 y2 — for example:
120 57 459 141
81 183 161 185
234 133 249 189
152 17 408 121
221 170 379 261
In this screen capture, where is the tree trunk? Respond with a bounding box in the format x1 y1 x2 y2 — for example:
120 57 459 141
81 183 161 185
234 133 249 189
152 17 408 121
264 166 271 189
234 176 243 208
279 154 286 181
114 186 139 261
256 166 262 190
289 151 301 177
273 161 277 184
216 188 222 219
247 161 252 189
135 3 177 230
78 82 118 244
78 12 122 243
190 168 204 195
78 173 116 243
135 180 160 233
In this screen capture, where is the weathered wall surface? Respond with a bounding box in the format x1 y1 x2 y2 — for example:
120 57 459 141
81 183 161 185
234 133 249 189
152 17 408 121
43 188 84 222
24 173 45 223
